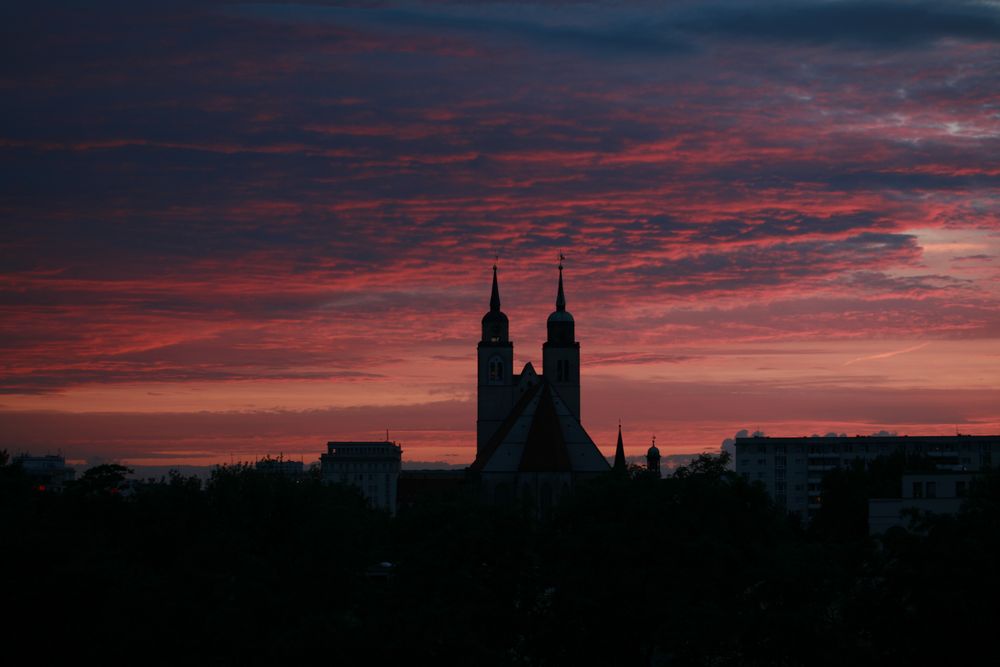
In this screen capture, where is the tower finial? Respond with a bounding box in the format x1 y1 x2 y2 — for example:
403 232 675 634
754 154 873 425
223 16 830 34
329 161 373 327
490 261 501 312
556 253 566 312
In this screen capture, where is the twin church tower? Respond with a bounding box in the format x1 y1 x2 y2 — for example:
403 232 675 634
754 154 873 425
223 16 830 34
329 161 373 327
471 260 609 506
477 259 580 453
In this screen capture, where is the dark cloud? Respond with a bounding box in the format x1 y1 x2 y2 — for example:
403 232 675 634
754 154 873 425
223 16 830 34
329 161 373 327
839 271 972 294
676 1 1000 48
230 2 695 56
230 2 1000 54
617 232 921 295
1 0 997 459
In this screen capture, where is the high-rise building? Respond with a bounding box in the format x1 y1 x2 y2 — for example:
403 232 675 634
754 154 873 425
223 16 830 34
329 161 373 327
321 441 402 514
734 434 1000 521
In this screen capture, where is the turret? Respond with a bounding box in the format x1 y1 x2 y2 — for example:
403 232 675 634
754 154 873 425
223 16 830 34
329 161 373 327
646 436 661 478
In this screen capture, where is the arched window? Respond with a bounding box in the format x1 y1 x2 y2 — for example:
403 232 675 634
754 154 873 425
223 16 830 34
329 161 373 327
488 355 504 384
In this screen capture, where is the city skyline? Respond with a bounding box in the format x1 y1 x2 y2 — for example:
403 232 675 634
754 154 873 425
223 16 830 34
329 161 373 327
2 1 999 466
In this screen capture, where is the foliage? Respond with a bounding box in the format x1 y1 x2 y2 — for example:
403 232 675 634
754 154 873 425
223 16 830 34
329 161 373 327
67 462 134 497
2 453 1000 664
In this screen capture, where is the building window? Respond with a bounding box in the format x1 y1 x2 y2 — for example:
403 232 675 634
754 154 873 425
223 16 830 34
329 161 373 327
926 481 937 499
913 481 924 498
956 481 967 498
488 356 504 384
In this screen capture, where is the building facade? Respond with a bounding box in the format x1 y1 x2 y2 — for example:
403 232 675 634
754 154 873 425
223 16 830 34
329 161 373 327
470 261 610 512
14 454 76 491
869 470 977 534
734 434 1000 521
320 441 402 514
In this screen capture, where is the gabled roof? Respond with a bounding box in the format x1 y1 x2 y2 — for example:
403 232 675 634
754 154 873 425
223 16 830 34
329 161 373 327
515 362 538 393
471 379 610 474
519 387 572 472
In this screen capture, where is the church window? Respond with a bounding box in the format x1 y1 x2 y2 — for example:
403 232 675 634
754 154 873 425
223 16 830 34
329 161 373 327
488 356 504 384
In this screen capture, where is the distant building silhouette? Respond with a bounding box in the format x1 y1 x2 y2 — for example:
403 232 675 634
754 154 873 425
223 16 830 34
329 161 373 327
321 441 401 515
735 434 1000 521
646 437 661 478
254 457 304 478
470 260 610 512
14 454 75 492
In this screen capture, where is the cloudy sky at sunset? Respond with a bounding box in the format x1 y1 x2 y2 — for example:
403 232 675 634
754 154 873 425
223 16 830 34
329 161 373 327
2 1 999 466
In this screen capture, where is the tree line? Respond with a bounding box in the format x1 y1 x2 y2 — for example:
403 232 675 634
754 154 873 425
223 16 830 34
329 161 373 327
2 451 999 665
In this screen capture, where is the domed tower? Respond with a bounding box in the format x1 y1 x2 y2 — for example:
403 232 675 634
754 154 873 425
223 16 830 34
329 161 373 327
646 436 661 479
542 257 581 419
477 263 514 457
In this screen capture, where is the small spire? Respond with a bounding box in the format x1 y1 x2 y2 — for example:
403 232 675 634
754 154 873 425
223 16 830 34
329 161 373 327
613 421 627 473
555 253 566 312
490 262 501 312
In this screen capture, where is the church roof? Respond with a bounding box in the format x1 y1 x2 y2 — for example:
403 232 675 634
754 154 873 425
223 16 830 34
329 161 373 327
470 379 610 474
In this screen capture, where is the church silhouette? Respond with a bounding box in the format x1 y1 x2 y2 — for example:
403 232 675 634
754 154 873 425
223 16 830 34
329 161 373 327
470 260 610 510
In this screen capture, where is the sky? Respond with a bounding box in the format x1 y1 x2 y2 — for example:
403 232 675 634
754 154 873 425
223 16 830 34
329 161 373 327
2 0 999 467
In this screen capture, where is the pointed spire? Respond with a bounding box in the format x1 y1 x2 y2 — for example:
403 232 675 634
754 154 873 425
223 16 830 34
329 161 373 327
613 421 627 473
490 262 501 312
555 253 566 312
